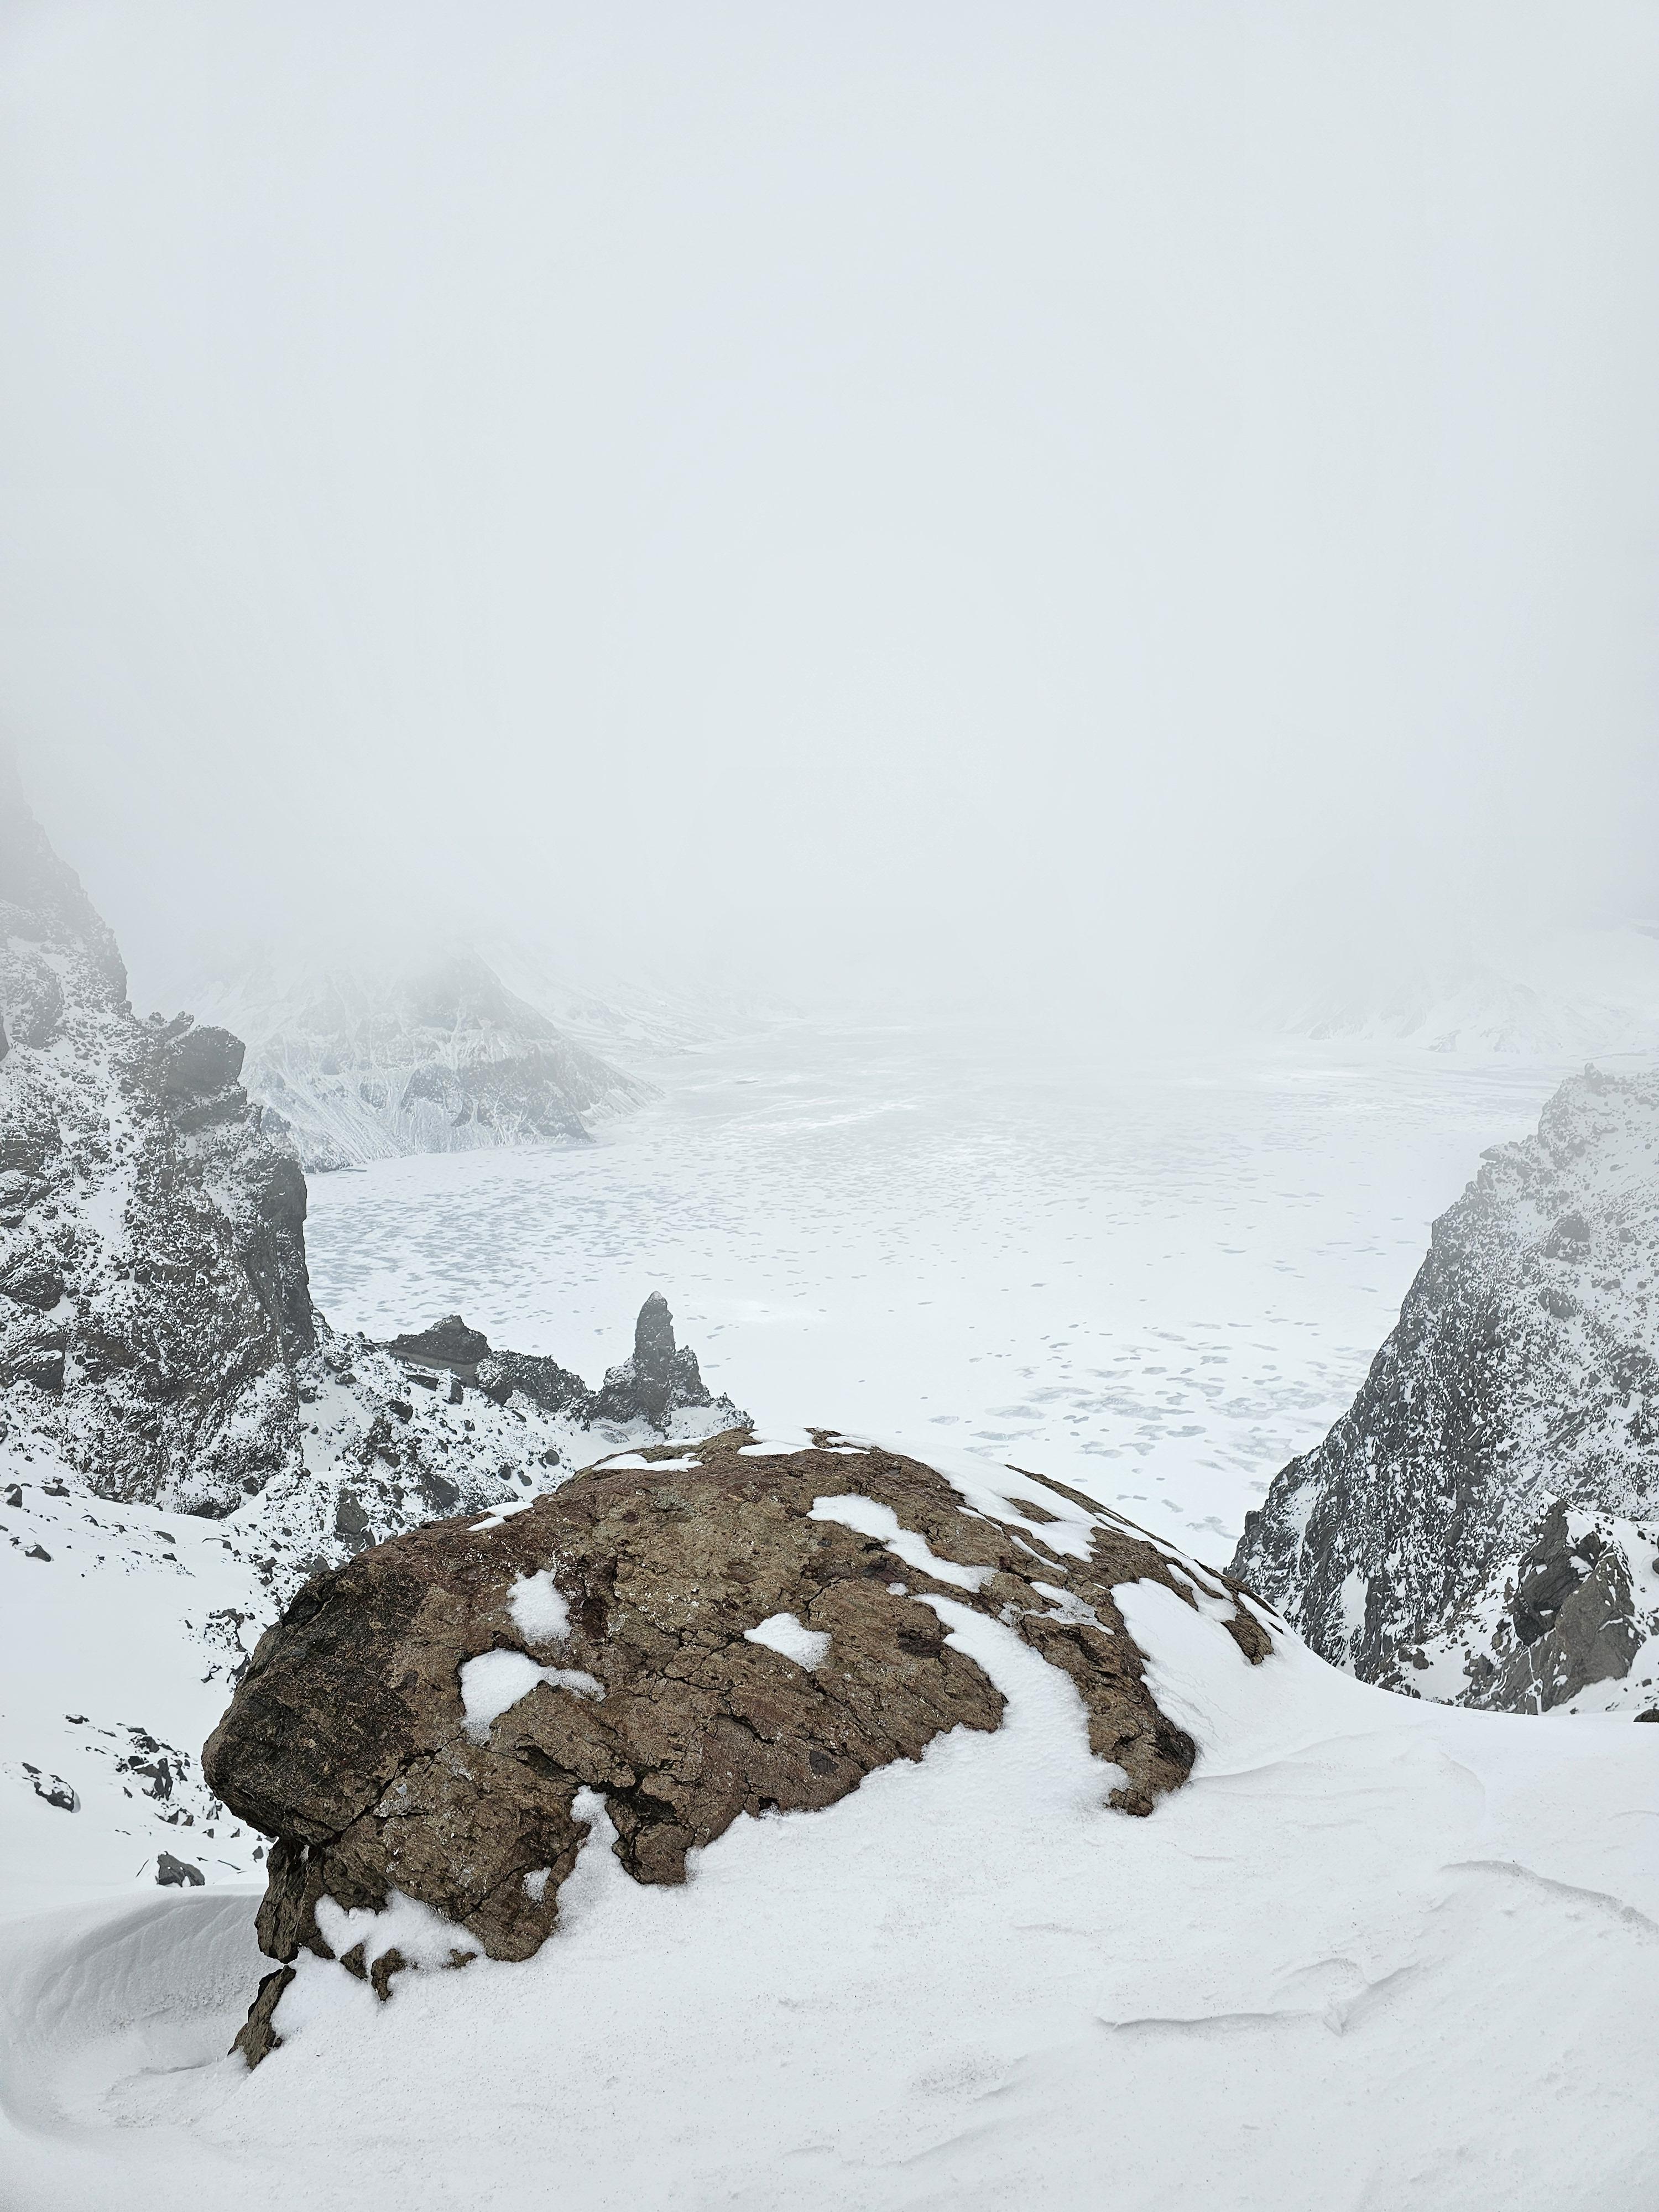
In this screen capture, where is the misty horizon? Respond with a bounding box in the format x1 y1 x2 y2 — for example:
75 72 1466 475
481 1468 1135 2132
5 2 1658 1021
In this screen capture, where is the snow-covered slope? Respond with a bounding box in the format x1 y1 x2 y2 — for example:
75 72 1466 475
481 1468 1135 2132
2 1438 1653 2211
0 1307 742 1918
165 947 649 1172
1235 1065 1659 1713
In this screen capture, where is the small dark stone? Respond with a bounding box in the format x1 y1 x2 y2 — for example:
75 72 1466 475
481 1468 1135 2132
155 1851 204 1887
419 1468 461 1514
369 1946 410 2002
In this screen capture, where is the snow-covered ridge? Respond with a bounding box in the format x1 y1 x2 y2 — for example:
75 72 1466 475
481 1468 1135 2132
1234 1063 1659 1714
162 946 651 1172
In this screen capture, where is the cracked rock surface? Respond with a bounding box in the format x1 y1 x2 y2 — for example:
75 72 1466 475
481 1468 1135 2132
205 1431 1270 2058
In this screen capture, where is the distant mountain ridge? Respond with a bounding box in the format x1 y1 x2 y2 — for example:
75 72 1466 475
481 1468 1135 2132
169 948 651 1172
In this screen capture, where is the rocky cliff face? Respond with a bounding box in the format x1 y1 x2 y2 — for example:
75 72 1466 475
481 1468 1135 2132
169 948 649 1171
1233 1067 1659 1714
0 771 747 1897
0 768 738 1531
0 759 315 1515
385 1295 729 1434
203 1430 1271 2063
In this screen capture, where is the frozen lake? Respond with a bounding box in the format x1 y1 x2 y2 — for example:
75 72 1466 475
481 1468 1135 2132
305 1021 1569 1559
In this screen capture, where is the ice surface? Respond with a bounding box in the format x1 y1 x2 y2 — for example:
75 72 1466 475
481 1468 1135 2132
743 1612 832 1670
302 1021 1574 1550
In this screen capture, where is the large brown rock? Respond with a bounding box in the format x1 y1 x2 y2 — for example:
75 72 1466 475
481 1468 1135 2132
206 1431 1271 2058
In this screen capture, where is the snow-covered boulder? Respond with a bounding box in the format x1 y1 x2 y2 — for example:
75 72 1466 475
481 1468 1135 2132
203 1432 1271 2062
1233 1066 1659 1713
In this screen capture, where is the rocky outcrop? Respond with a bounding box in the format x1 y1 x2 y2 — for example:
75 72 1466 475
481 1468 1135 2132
1233 1067 1659 1713
591 1292 716 1428
0 769 740 1527
206 1431 1272 2058
386 1315 493 1379
386 1297 735 1433
0 757 316 1515
171 948 650 1171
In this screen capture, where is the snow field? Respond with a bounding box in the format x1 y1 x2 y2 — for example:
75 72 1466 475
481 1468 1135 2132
4 1024 1656 2209
2 1554 1654 2210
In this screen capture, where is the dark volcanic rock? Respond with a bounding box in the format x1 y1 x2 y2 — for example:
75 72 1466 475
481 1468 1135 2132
1234 1067 1659 1713
593 1293 714 1429
206 1433 1271 2059
388 1314 493 1377
476 1345 594 1418
1489 1504 1642 1710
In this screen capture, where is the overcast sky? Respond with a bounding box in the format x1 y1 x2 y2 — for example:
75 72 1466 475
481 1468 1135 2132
3 1 1657 1013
